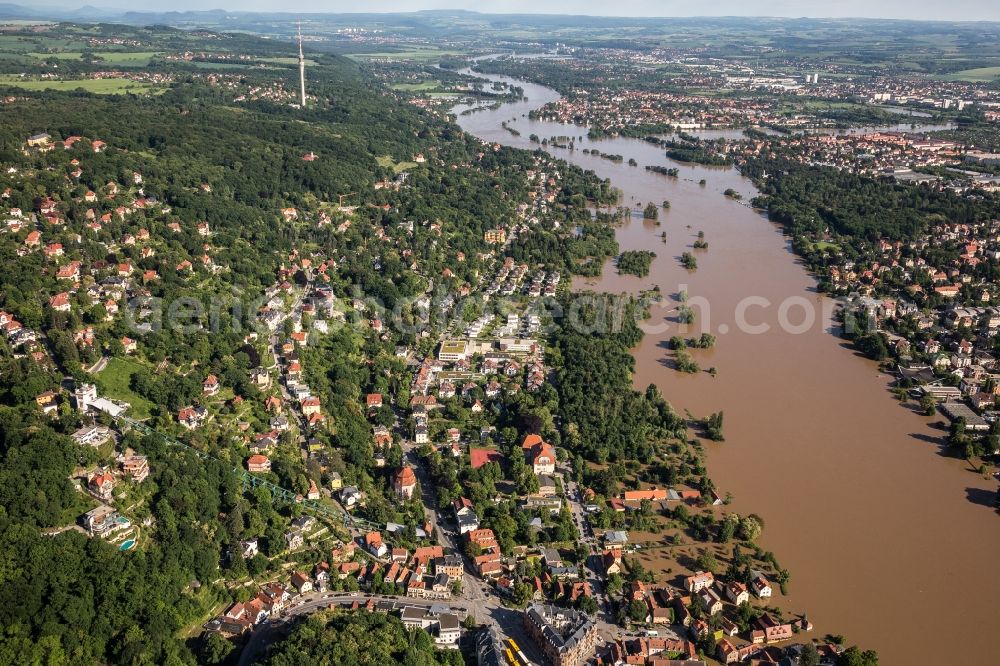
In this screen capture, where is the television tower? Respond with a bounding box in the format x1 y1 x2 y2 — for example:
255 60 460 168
297 22 306 107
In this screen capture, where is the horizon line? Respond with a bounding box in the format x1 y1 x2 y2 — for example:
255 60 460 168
10 5 1000 24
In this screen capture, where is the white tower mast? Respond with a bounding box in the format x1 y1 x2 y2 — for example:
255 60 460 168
297 22 306 107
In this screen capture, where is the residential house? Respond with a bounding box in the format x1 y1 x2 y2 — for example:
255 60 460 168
247 454 271 473
71 424 112 447
457 511 481 535
82 505 127 537
686 571 715 594
750 571 773 598
365 531 388 558
121 454 149 483
284 530 305 551
177 406 207 429
340 486 362 507
764 623 794 643
435 555 464 578
724 580 749 606
604 530 629 547
697 587 724 615
239 538 260 559
301 396 322 416
35 391 59 416
429 573 452 599
290 571 313 594
603 550 623 576
261 583 290 612
49 292 71 312
203 374 220 396
88 470 115 500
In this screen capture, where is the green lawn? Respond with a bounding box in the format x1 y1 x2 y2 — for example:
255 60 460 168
810 241 842 252
376 155 419 173
0 75 164 95
94 357 155 419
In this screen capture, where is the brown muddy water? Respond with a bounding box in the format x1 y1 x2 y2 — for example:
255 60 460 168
455 67 1000 665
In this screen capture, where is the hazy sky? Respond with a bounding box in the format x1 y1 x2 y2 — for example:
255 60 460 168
52 1 1000 22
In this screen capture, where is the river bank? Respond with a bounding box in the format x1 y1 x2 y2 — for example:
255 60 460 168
452 66 1000 666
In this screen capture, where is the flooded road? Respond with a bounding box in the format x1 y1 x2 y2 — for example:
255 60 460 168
454 69 1000 665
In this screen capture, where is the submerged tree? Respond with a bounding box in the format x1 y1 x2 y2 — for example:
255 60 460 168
739 515 763 541
705 411 725 441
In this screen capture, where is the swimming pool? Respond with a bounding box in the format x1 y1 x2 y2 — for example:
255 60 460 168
119 539 136 551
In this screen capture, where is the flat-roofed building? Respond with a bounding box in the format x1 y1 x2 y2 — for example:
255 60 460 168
438 339 469 362
399 607 462 649
941 402 990 431
72 424 112 447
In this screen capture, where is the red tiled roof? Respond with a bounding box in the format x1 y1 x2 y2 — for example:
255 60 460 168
394 466 416 487
469 447 503 469
521 433 544 450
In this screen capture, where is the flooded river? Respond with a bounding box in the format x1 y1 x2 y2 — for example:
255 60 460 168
453 69 999 665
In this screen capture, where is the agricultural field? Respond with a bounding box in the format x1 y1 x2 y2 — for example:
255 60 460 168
0 75 164 94
26 51 83 60
348 46 465 62
185 61 250 70
24 50 160 66
390 80 443 92
944 66 1000 82
91 51 161 66
0 34 87 50
258 56 318 66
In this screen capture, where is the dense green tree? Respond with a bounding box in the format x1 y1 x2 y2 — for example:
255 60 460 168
627 599 648 623
838 646 880 666
260 611 461 666
617 250 656 277
739 515 763 542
